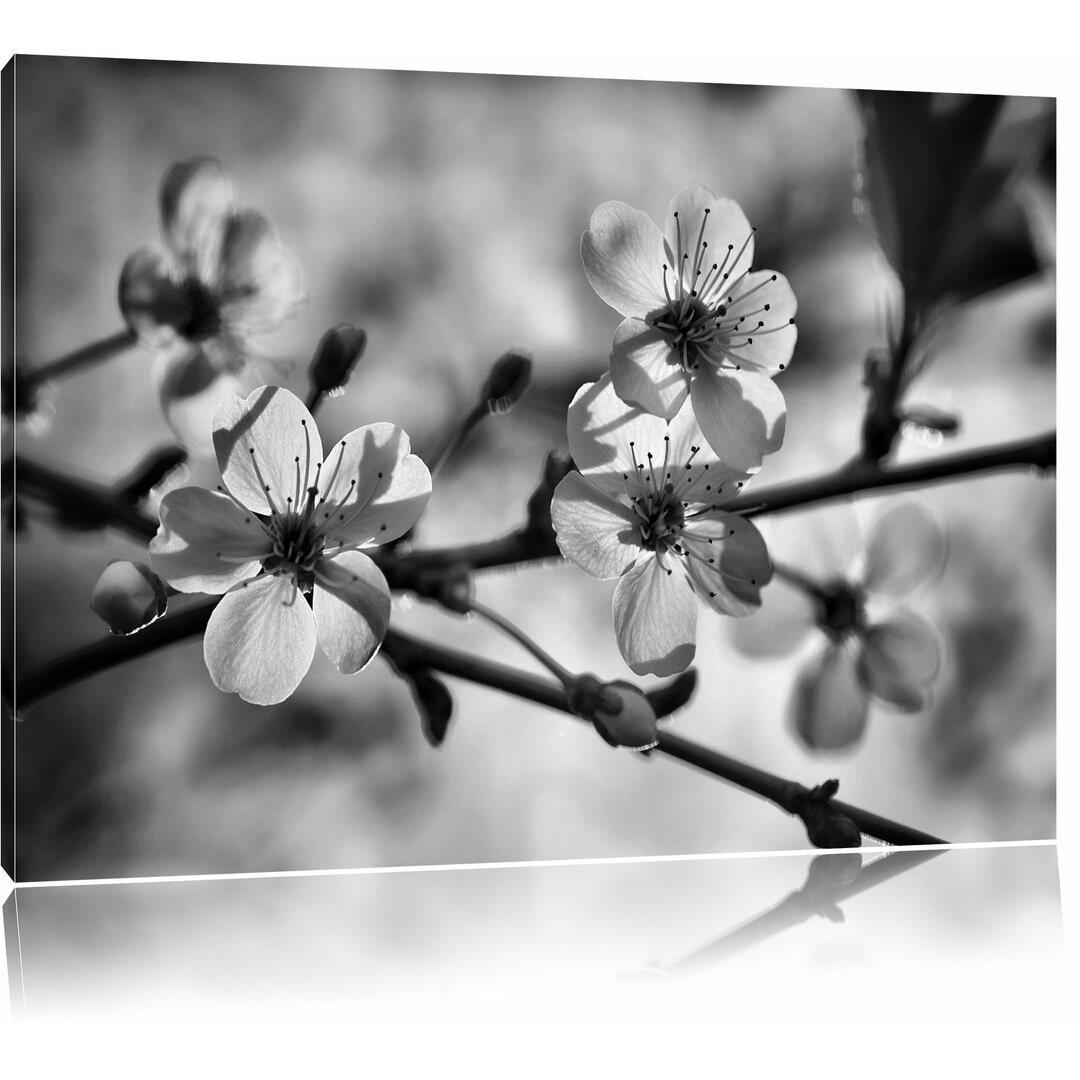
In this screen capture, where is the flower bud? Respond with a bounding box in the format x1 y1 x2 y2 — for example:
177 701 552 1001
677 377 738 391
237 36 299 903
790 779 862 850
574 678 659 751
310 324 367 396
90 561 168 635
480 350 532 414
523 451 573 556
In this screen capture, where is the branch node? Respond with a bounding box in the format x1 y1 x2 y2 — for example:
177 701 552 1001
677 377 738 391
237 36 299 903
788 779 862 849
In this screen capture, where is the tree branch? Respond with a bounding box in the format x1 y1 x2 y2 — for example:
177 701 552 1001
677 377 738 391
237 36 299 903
727 431 1055 519
14 598 945 848
26 329 138 386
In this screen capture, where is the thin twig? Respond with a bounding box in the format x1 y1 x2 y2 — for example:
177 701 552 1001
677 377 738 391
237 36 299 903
14 599 945 847
727 432 1055 519
26 329 138 386
14 458 159 540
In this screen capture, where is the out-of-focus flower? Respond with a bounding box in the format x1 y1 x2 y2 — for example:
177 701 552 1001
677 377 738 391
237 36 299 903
149 386 431 705
581 184 796 471
90 560 169 635
733 504 945 752
551 375 771 677
119 158 304 452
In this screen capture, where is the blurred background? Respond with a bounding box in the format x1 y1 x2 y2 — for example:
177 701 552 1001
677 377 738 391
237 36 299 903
7 58 1055 880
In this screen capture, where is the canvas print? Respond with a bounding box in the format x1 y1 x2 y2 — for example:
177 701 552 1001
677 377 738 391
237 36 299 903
2 57 1056 882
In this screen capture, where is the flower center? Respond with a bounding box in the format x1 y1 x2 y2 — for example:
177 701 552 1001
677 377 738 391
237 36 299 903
647 208 792 374
178 277 224 342
623 436 688 553
262 511 324 593
815 578 866 639
635 481 685 550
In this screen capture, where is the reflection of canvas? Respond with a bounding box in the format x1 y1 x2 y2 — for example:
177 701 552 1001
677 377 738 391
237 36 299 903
4 58 1056 881
4 846 1064 1017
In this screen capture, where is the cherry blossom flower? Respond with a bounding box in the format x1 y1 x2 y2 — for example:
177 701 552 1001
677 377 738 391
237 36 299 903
119 158 304 450
582 184 796 472
149 386 431 705
550 375 772 677
732 504 945 752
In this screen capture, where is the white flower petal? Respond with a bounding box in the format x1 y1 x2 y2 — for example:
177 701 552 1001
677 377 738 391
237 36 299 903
857 610 942 711
665 188 754 294
217 209 304 334
716 270 798 375
213 385 324 514
682 513 772 616
690 366 786 472
567 376 674 488
160 157 234 280
791 640 870 752
203 573 317 705
612 556 697 676
610 319 689 419
149 487 269 593
581 201 668 319
315 423 431 548
550 472 641 580
861 503 947 598
313 550 391 674
118 247 189 348
565 376 744 506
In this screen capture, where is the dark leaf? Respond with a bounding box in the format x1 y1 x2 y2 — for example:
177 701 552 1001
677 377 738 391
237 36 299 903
644 668 698 719
409 669 454 747
855 91 1003 311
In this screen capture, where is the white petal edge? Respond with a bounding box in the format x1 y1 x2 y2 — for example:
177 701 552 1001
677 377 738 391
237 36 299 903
315 423 431 548
612 556 697 676
610 319 689 419
149 486 269 593
690 366 786 472
581 201 668 319
313 550 391 674
550 472 641 580
213 385 324 514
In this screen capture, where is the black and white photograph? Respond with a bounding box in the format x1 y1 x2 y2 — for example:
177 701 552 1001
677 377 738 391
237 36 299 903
0 11 1071 1063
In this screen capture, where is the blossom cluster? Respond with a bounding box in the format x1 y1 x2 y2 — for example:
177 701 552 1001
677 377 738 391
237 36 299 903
552 186 796 675
108 167 944 742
